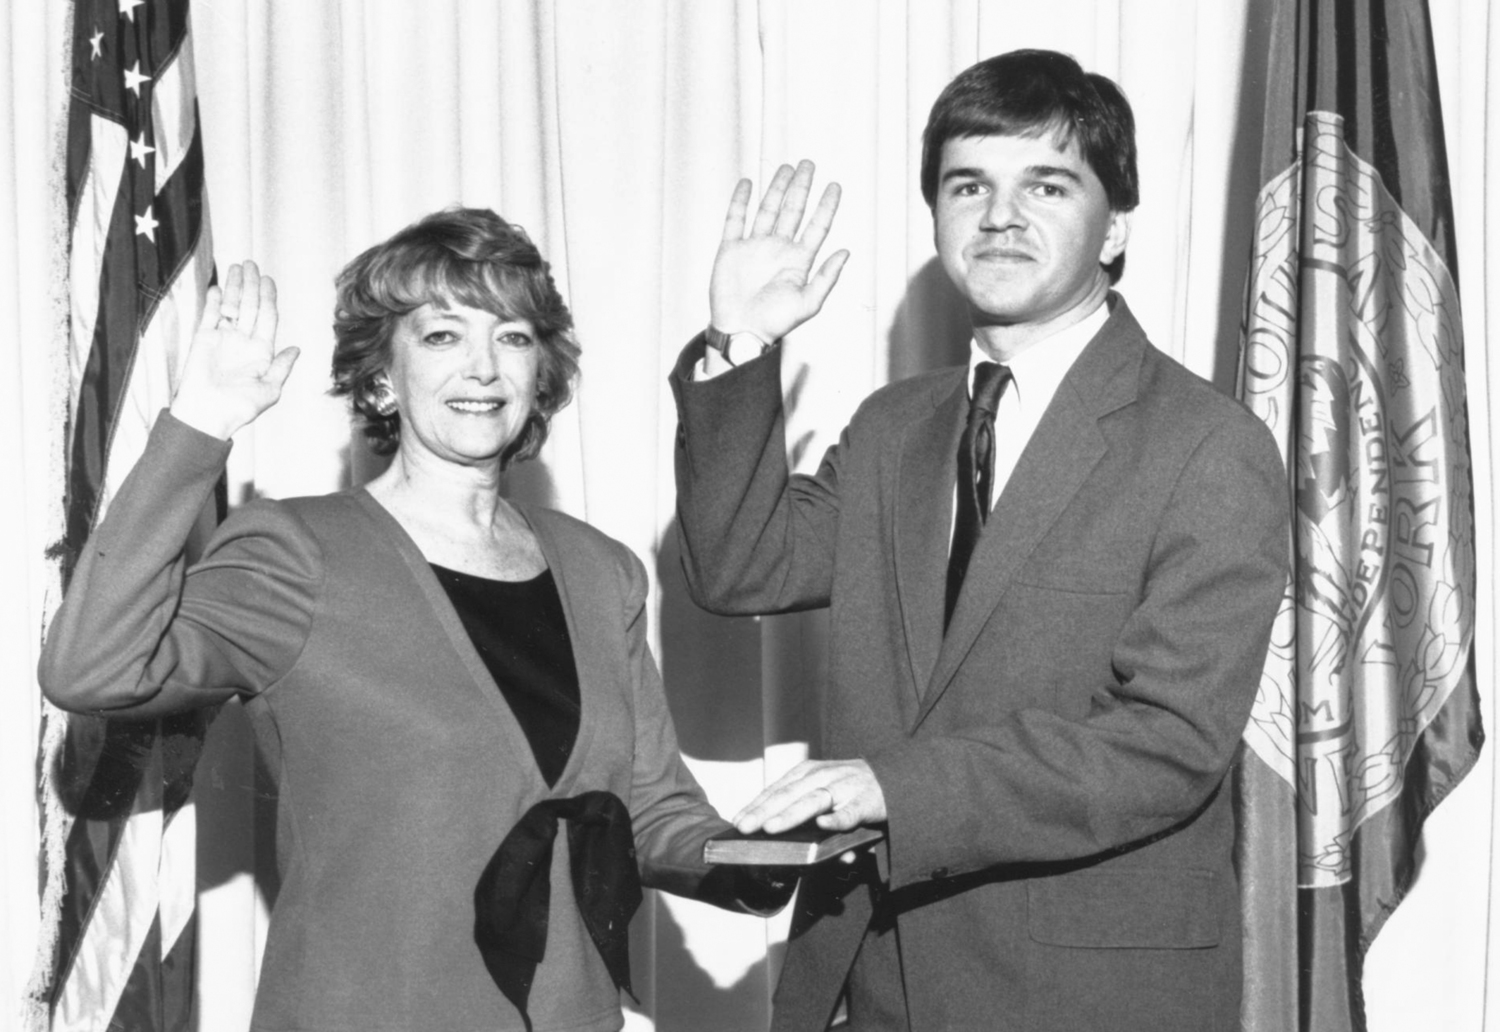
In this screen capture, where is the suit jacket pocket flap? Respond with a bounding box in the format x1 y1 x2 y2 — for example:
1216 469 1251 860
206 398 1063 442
1027 868 1219 949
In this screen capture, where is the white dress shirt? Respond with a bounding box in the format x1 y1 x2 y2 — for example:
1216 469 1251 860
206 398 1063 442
961 301 1109 524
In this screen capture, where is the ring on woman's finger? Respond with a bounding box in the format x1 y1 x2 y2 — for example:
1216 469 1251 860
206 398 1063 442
817 787 835 812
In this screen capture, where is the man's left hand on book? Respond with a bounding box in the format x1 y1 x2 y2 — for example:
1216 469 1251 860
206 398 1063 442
733 758 886 841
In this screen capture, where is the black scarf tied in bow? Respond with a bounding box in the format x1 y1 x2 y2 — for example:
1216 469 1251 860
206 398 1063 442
474 791 642 1025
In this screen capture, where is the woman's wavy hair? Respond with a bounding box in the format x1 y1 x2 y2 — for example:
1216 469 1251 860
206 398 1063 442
330 207 580 463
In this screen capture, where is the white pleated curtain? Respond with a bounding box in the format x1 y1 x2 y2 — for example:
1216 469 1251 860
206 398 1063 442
3 2 1497 1030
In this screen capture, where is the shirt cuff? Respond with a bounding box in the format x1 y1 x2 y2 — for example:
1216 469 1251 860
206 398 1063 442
693 329 775 381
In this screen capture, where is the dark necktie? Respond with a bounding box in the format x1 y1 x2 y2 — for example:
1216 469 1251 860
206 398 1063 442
945 361 1012 629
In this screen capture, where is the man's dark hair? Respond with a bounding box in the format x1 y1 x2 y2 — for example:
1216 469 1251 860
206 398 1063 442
920 49 1139 282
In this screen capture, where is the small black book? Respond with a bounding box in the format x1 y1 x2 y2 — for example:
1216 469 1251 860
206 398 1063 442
703 822 884 866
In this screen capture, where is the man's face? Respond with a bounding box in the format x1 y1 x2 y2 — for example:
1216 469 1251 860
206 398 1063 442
933 130 1129 346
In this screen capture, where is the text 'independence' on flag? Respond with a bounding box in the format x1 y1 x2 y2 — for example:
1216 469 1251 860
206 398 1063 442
1235 2 1483 1030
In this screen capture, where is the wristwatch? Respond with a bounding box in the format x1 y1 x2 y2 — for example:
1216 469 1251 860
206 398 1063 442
705 325 773 367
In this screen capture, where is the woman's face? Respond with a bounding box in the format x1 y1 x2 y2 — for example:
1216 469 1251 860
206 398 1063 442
383 297 541 470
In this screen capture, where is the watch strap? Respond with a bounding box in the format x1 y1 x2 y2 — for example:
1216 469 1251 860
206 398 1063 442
705 326 772 366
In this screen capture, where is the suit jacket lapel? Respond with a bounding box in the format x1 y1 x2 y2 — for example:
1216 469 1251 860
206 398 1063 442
353 490 549 787
918 299 1148 725
894 371 967 708
526 508 596 791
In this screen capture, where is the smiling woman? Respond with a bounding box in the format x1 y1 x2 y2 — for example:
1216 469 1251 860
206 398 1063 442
37 209 794 1032
384 302 541 469
330 208 579 468
332 210 582 579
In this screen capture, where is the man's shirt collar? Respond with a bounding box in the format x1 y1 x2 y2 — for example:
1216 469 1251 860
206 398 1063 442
965 300 1109 407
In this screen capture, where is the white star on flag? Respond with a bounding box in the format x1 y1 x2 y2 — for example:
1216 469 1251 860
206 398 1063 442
37 2 219 1029
134 207 159 242
129 132 155 169
123 61 149 96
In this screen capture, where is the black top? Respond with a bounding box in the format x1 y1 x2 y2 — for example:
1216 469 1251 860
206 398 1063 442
430 565 581 787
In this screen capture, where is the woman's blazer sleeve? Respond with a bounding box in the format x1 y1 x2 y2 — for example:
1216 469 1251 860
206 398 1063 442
611 543 734 897
39 412 322 718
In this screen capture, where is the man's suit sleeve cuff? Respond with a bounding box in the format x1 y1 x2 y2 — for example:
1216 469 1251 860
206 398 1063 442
673 332 778 385
864 746 963 891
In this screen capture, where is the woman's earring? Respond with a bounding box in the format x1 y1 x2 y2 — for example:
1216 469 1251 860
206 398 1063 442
373 388 398 418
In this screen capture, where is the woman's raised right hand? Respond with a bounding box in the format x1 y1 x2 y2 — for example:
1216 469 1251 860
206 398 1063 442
169 260 298 440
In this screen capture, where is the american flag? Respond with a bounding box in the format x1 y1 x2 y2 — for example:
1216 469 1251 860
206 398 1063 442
29 0 217 1028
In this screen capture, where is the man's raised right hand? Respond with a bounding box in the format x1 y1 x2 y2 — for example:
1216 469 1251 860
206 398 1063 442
708 159 849 345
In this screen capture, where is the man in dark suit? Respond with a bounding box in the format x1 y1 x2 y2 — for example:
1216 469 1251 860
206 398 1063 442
669 50 1288 1032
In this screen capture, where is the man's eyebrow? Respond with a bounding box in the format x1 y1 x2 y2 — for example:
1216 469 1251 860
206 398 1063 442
1027 164 1084 184
938 164 1087 185
939 166 986 184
